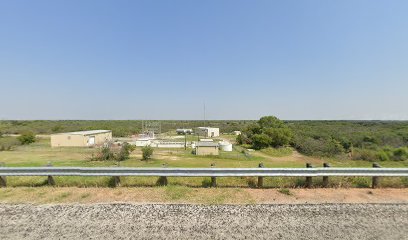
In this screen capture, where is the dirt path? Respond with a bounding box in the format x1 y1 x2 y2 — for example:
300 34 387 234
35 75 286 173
1 187 407 204
1 203 407 240
251 149 323 165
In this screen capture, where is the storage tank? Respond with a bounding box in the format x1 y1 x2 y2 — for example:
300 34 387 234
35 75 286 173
219 141 233 151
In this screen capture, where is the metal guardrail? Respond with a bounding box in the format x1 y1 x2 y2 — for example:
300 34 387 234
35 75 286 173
1 167 408 177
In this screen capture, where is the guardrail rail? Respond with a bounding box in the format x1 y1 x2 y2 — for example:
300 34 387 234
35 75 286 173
1 163 407 188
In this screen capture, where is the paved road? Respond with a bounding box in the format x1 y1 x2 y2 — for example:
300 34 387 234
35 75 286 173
1 203 407 239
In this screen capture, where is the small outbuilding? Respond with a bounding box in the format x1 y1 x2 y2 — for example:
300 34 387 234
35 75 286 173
219 141 233 152
195 142 219 156
196 127 220 138
51 130 112 147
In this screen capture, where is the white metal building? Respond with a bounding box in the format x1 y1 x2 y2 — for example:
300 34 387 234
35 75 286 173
51 130 112 147
196 127 220 138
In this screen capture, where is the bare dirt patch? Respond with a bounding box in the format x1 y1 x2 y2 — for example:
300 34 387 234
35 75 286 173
0 187 407 204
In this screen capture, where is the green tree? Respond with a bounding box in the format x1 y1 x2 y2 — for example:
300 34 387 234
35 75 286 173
239 116 293 149
252 134 271 150
17 132 36 145
264 127 293 147
258 116 285 129
142 146 154 160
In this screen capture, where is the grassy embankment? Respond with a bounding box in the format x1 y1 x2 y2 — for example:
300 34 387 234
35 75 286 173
1 136 408 188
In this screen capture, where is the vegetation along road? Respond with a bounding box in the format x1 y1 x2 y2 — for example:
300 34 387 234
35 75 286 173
1 203 407 240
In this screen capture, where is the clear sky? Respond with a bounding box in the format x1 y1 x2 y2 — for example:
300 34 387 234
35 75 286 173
0 1 407 120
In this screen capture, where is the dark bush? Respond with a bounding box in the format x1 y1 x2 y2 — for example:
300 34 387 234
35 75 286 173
17 132 36 145
116 142 135 161
392 148 408 161
100 146 115 160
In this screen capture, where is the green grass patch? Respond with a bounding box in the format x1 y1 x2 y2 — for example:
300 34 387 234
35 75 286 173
260 147 293 157
278 188 292 195
80 193 91 199
165 185 192 200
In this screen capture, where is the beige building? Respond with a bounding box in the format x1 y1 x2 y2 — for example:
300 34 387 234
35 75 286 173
195 142 219 156
51 130 112 147
196 127 220 138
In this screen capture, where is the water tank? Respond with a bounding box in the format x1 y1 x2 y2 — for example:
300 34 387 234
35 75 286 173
219 141 233 151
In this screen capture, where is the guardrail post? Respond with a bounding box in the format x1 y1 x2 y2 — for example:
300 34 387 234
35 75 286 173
113 176 120 187
112 162 121 187
0 162 6 187
323 163 330 187
257 162 264 188
158 163 168 186
372 163 381 189
211 163 217 187
47 162 55 186
305 163 313 188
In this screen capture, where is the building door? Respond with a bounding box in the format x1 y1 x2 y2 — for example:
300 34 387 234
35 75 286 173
88 136 95 146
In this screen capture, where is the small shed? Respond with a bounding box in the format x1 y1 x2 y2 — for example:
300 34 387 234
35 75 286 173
195 142 219 156
51 130 112 147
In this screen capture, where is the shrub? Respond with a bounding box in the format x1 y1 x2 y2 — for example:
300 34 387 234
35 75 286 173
392 148 408 161
293 135 345 157
247 177 257 188
17 132 36 145
51 125 63 133
116 142 135 161
201 179 212 188
100 146 115 160
376 150 390 161
278 188 292 195
142 146 154 160
92 143 137 161
352 148 377 161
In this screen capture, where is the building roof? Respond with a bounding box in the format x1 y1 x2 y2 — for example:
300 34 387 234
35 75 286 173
197 127 219 130
53 130 112 136
196 142 219 147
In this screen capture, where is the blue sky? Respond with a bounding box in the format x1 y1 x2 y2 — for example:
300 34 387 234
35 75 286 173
0 1 407 120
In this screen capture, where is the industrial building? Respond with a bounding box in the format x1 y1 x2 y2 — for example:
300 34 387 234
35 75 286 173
196 127 220 138
51 130 112 147
195 142 219 156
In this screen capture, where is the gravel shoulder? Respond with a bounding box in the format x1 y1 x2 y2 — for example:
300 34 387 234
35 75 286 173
1 203 407 240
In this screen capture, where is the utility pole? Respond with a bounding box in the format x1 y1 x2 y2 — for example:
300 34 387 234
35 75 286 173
203 102 206 127
184 132 187 150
